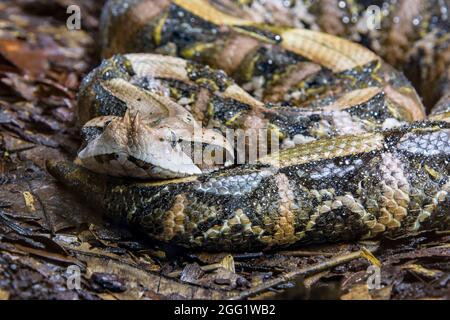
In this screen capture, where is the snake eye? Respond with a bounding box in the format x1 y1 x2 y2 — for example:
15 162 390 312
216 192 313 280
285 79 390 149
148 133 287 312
101 67 114 80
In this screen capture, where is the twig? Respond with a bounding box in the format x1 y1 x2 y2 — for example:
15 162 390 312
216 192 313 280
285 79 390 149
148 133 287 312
278 249 335 257
233 246 379 300
168 254 236 277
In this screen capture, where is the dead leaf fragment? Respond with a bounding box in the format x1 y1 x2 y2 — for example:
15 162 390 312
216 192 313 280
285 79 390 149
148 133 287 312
360 247 381 267
0 289 10 300
371 285 393 300
402 264 444 279
0 39 49 77
341 284 372 300
22 191 36 212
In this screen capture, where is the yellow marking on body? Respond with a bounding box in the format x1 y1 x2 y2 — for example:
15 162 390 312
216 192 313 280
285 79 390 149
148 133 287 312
368 59 383 84
181 42 216 59
259 133 384 168
303 192 333 232
267 123 285 140
101 0 172 58
424 165 441 180
173 0 378 72
161 194 187 241
223 85 264 109
383 85 425 121
135 175 198 187
323 87 382 112
153 10 168 46
225 111 244 126
238 51 259 82
269 173 297 245
375 153 410 233
126 53 189 82
203 209 254 240
231 25 280 44
429 111 450 122
326 193 383 237
194 78 219 91
281 29 379 72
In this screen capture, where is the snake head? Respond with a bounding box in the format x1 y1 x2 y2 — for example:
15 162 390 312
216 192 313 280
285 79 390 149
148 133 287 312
77 109 234 179
76 110 198 179
77 72 237 179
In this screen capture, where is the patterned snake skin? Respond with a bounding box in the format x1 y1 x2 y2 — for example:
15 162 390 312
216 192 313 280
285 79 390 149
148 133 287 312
47 0 450 251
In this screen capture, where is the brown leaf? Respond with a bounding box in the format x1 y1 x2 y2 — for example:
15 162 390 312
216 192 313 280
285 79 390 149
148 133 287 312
180 263 204 284
77 250 235 299
340 284 372 300
0 72 36 101
371 285 393 300
12 243 83 267
0 39 48 77
0 289 10 300
341 283 393 300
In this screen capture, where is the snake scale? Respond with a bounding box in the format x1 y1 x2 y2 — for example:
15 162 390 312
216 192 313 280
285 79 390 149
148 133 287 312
47 0 450 251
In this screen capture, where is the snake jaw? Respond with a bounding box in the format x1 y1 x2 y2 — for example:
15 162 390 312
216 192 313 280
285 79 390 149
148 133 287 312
77 107 235 178
77 110 203 179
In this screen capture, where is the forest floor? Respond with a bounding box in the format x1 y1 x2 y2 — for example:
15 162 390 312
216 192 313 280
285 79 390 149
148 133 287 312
0 0 449 300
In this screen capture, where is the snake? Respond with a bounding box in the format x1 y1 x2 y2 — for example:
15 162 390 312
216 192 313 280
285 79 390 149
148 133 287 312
47 0 450 251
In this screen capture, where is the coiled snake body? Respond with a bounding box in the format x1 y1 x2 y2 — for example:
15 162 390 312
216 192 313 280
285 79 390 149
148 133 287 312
47 0 450 251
